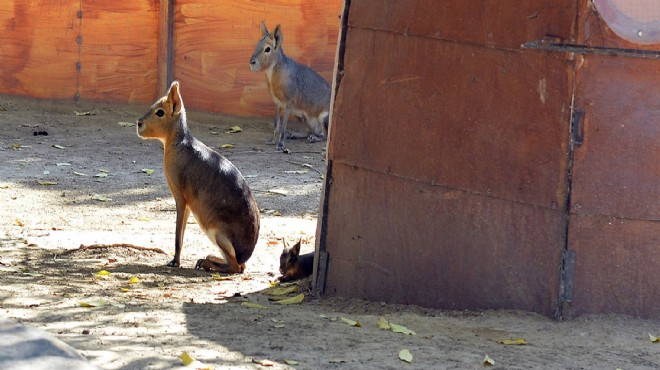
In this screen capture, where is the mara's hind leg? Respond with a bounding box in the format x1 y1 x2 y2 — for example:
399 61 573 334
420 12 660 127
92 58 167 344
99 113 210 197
306 117 327 143
194 231 244 273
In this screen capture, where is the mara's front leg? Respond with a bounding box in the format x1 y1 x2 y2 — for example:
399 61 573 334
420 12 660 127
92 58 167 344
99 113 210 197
168 200 190 267
268 106 281 145
275 106 291 151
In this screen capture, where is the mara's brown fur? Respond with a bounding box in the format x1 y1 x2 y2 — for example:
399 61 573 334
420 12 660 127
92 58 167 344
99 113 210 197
278 238 314 282
137 81 260 273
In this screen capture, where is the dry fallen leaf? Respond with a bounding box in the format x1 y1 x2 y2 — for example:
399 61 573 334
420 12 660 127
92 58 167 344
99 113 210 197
14 219 25 227
377 317 416 335
117 121 134 127
73 171 87 176
265 286 298 296
267 189 288 196
284 359 299 365
399 349 413 363
94 270 111 279
94 173 108 178
52 144 66 149
221 144 235 149
497 338 528 345
79 298 108 307
274 293 304 305
226 125 242 134
128 277 140 284
390 323 416 336
180 351 194 366
340 316 362 327
241 302 268 309
211 273 233 281
37 180 58 185
141 168 155 175
483 354 495 366
56 163 71 166
650 333 659 342
74 111 94 116
91 194 112 202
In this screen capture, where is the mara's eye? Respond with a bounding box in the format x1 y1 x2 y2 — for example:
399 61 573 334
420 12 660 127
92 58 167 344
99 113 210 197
155 109 165 117
264 46 271 53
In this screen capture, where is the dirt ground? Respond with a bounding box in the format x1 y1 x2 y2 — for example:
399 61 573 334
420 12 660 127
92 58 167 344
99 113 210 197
0 95 659 370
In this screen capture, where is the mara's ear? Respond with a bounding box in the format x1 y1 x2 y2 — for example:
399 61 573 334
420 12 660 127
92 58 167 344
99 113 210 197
260 20 269 36
273 24 283 49
282 238 289 251
291 239 301 256
166 81 183 115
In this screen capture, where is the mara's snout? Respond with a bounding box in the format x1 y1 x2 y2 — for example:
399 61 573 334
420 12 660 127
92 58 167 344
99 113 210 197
136 120 145 137
249 58 260 71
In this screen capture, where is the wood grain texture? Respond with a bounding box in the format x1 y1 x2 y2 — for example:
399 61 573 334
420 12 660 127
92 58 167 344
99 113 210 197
79 1 159 103
0 1 79 99
173 0 342 116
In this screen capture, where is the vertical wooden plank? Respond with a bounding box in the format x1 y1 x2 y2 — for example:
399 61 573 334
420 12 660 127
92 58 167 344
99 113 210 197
0 1 79 99
157 0 173 96
79 0 159 104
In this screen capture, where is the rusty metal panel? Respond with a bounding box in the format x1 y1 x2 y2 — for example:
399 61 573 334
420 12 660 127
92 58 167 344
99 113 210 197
568 216 660 317
321 0 580 315
348 0 577 50
324 163 564 316
571 57 660 220
566 58 660 317
330 27 573 208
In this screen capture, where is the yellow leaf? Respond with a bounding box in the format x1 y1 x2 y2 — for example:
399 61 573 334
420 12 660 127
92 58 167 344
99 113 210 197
650 333 660 342
226 125 242 133
37 180 58 185
497 338 528 345
378 316 391 329
390 323 416 336
94 173 108 178
98 169 109 173
141 168 155 175
265 286 298 296
483 354 495 366
52 144 66 149
211 273 233 281
92 194 112 202
94 270 111 279
274 293 304 305
221 144 235 149
181 351 195 366
284 359 299 365
340 316 362 327
15 219 25 227
398 349 413 363
128 277 139 284
120 288 129 292
73 171 87 176
79 298 108 307
241 302 268 309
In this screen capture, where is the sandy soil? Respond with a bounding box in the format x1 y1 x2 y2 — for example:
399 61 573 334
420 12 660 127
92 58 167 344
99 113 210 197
0 95 659 370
